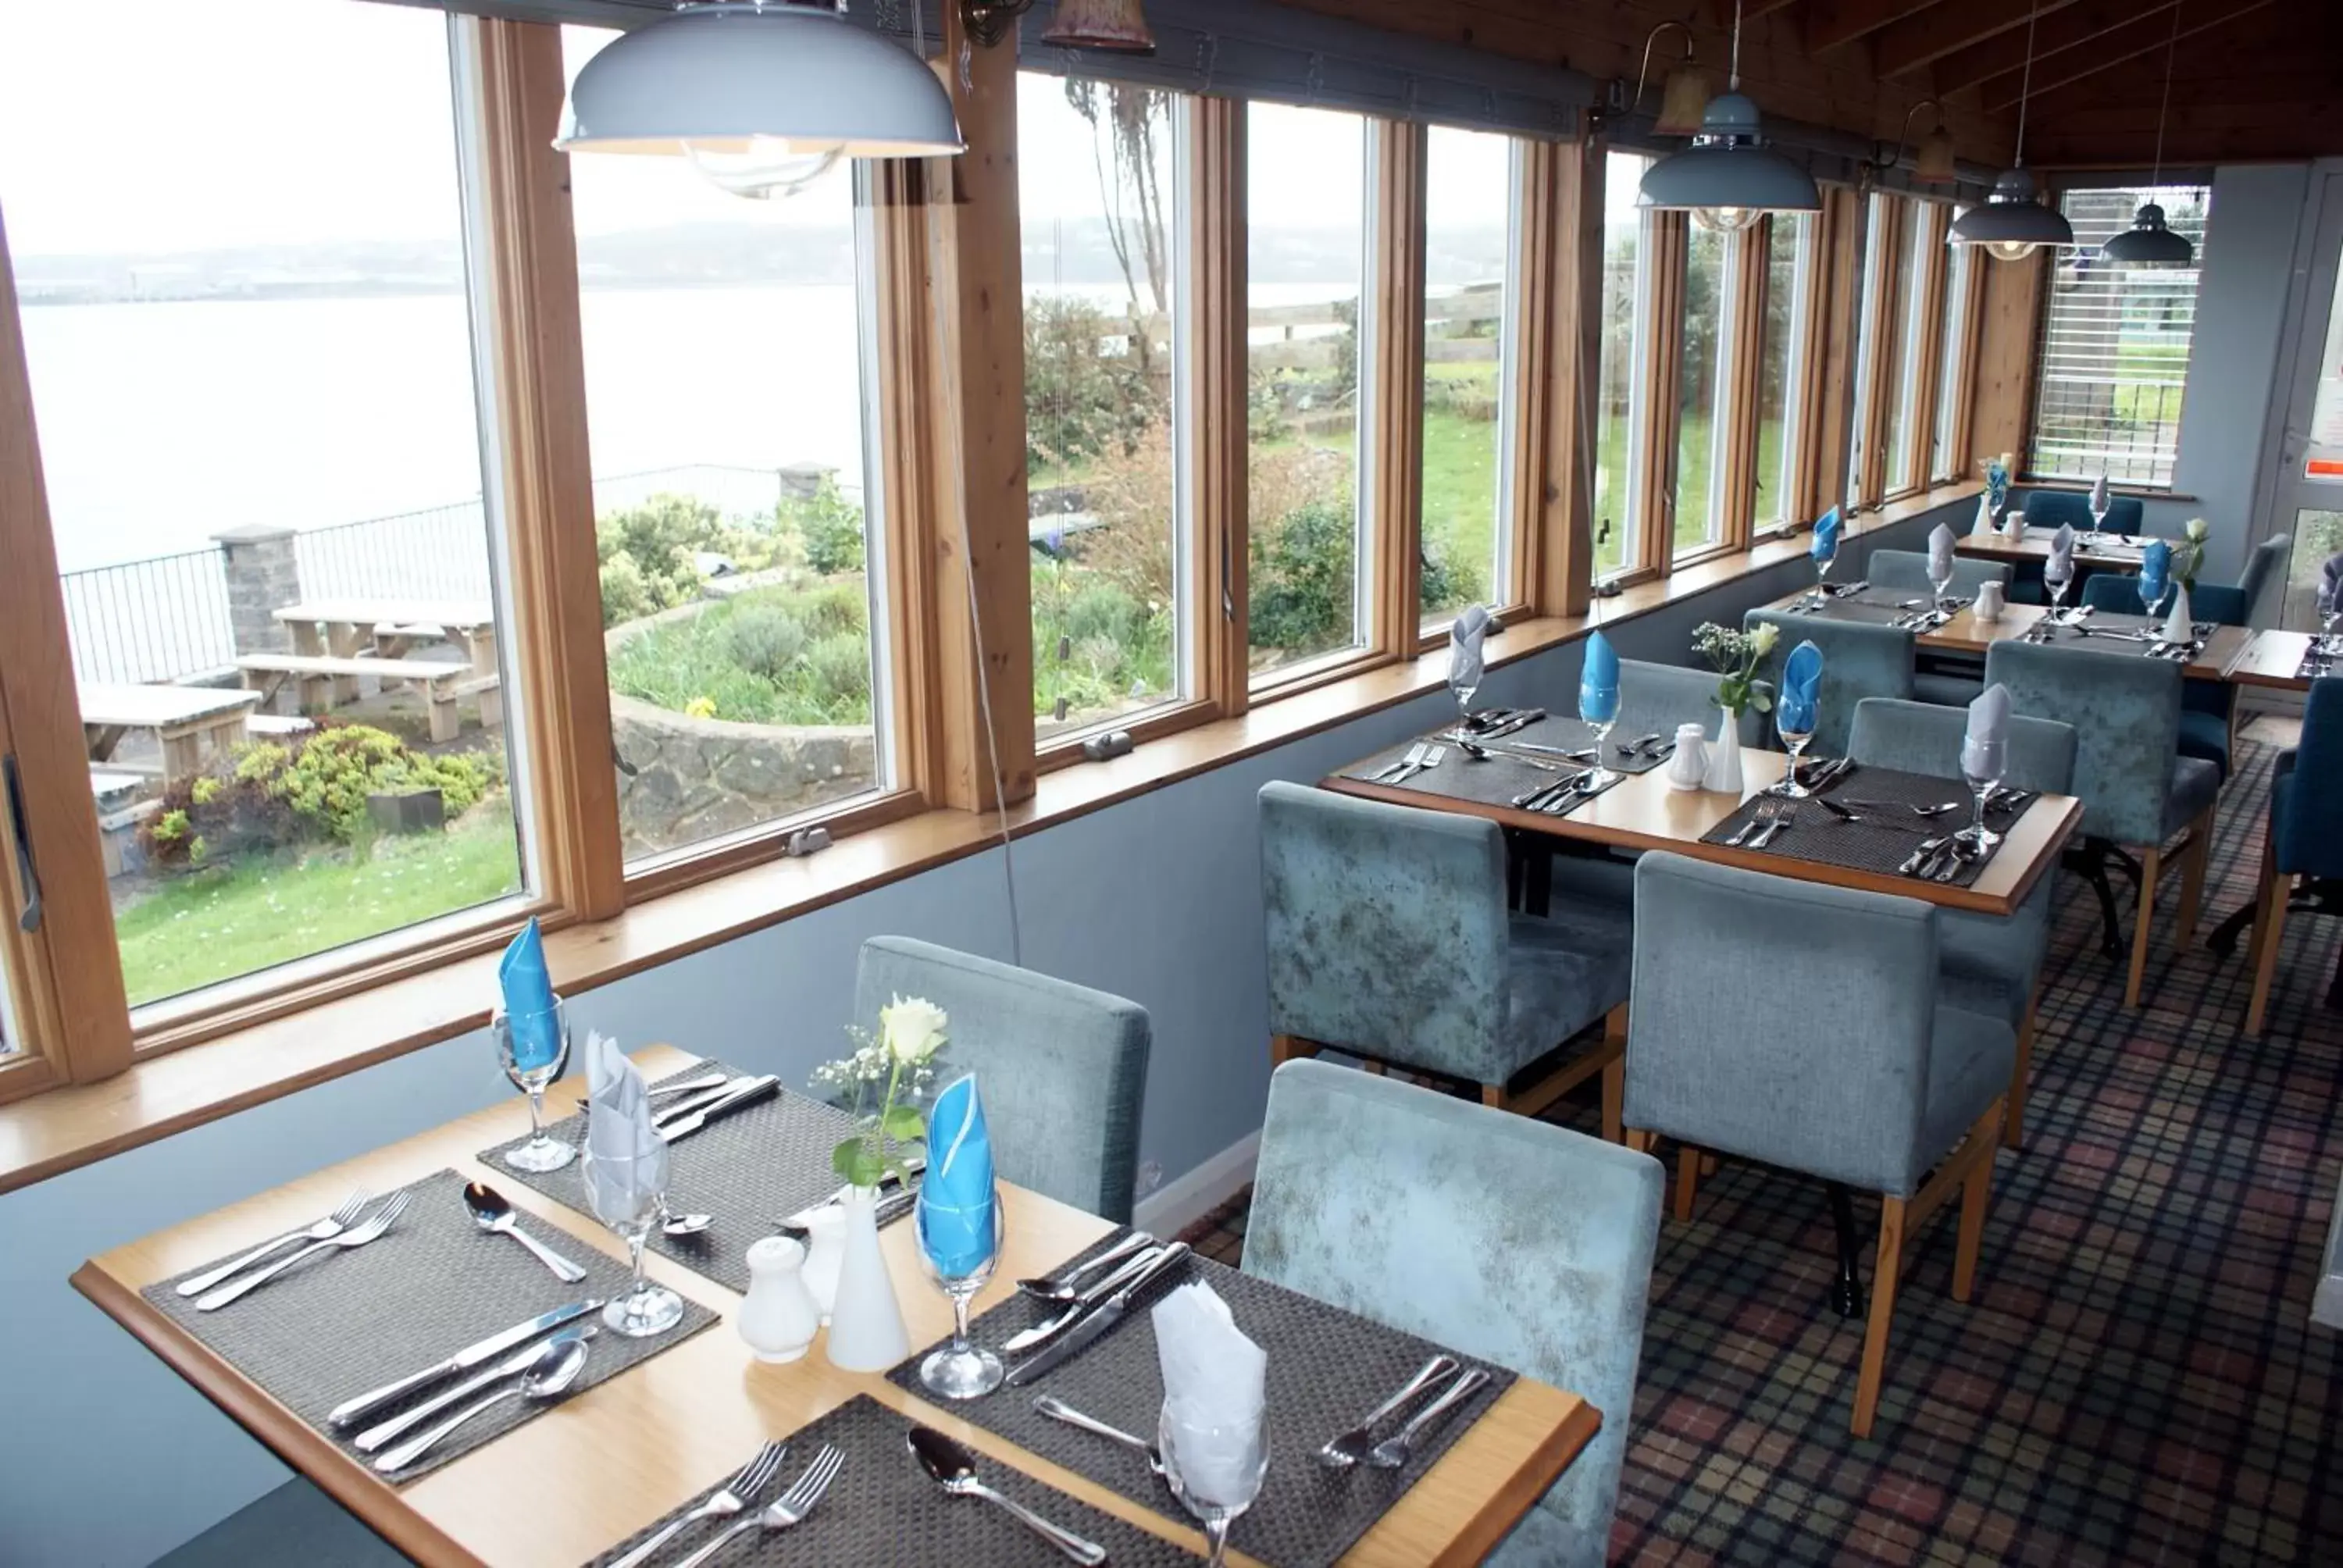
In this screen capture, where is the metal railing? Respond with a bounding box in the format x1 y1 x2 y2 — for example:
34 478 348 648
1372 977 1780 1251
59 548 237 686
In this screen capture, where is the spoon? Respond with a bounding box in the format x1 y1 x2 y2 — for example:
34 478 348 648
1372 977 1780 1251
373 1334 590 1473
661 1211 715 1237
1450 737 1560 771
907 1426 1107 1565
462 1181 588 1282
1032 1395 1165 1474
1016 1230 1155 1302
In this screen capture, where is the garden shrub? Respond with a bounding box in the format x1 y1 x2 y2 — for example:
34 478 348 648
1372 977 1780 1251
1025 295 1164 478
784 477 866 576
594 492 804 629
793 582 869 640
724 602 809 682
804 633 872 711
1250 497 1357 654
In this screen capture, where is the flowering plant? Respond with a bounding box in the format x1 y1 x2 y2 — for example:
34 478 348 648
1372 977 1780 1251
1983 451 2012 515
2174 517 2212 589
811 996 948 1189
1693 621 1777 717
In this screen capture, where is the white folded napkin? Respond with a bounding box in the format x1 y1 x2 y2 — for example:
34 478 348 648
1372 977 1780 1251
1961 683 2010 782
1928 522 1956 584
1154 1281 1267 1499
583 1032 667 1224
2048 524 2076 583
1448 604 1494 697
2089 473 2111 515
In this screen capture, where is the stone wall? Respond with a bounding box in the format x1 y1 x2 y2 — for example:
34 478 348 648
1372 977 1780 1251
610 697 878 859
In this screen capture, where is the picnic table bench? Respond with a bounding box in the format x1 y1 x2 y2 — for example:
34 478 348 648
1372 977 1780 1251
236 654 497 744
78 683 262 786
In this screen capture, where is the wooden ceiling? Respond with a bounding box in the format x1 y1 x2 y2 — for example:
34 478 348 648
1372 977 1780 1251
1288 0 2343 169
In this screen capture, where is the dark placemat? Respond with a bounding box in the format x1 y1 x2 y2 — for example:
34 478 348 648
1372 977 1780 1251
582 1393 1202 1567
2031 611 2213 659
887 1231 1516 1568
1472 711 1681 775
1342 731 1632 823
143 1168 715 1484
2297 645 2339 681
1699 764 2025 890
480 1059 907 1295
1778 587 1958 627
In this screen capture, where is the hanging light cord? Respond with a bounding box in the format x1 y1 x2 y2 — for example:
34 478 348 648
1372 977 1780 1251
2013 4 2038 169
1728 0 1743 92
2149 5 2178 186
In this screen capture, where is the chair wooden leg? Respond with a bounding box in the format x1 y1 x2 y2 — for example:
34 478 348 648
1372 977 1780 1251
1361 1060 1386 1077
1481 1083 1505 1109
2174 805 2215 950
1673 1146 1701 1223
2124 843 2162 1008
1952 1107 2001 1303
2246 869 2292 1035
1599 1058 1624 1144
1623 1129 1653 1155
1852 1196 1906 1440
2002 993 2038 1150
2245 838 2276 974
1269 1035 1319 1068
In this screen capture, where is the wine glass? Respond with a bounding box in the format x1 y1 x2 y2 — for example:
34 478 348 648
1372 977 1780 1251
494 1001 574 1174
1929 561 1956 622
2138 571 2163 621
1808 536 1838 611
580 1142 684 1338
1448 665 1479 728
1958 735 2006 851
914 1185 1004 1400
2044 554 2074 626
2087 492 2109 546
1774 703 1816 798
1158 1402 1268 1568
1578 681 1621 789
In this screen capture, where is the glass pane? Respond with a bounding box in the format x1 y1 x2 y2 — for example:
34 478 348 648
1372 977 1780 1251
1595 153 1649 578
1246 103 1367 680
1931 239 1974 483
2031 185 2209 486
1419 127 1514 626
563 27 889 867
1 1 527 1008
1884 198 1924 492
1847 195 1888 505
1022 75 1185 743
2283 512 2343 632
1757 214 1812 529
1674 223 1730 555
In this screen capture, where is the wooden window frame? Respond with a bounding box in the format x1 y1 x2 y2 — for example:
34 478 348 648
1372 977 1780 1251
1930 237 1986 486
1534 135 1596 621
1754 212 1822 537
1883 198 1949 503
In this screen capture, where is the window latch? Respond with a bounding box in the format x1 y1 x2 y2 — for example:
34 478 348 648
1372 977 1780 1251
4 754 42 933
785 826 833 859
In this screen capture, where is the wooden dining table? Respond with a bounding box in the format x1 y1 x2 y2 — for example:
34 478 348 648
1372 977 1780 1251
1954 528 2151 570
72 1045 1594 1568
2223 629 2331 692
1757 587 2257 685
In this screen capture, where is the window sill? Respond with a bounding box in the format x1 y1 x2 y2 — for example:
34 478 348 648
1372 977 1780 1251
0 479 1983 1196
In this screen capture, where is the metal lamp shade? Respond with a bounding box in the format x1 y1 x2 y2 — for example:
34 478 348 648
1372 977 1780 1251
1949 167 2074 259
1637 94 1821 225
1914 127 1956 184
555 2 964 160
1042 0 1157 52
2101 203 2195 268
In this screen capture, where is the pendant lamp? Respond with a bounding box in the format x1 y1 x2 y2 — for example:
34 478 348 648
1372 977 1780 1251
1949 5 2071 260
1043 0 1156 52
1637 0 1821 232
2100 7 2195 269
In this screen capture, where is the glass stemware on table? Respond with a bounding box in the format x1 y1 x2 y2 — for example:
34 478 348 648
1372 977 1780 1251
1807 532 1838 611
1159 1404 1268 1568
1958 732 2006 852
915 1185 1006 1400
2044 551 2075 626
581 1139 685 1338
495 999 574 1174
1773 704 1816 799
1577 680 1621 789
1929 560 1956 622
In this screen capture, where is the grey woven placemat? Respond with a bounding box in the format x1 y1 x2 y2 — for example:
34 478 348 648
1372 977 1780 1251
480 1060 907 1295
2030 611 2213 661
582 1393 1202 1567
1777 587 1952 626
886 1232 1515 1568
142 1168 715 1484
1699 764 2024 889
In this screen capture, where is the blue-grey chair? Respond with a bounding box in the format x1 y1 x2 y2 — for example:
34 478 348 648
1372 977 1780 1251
2021 489 2144 536
1259 781 1631 1135
1848 698 2077 1147
2238 531 2292 628
2077 576 2249 782
1867 548 2012 597
1983 640 2220 1008
854 936 1150 1223
1743 610 1915 761
1246 1059 1662 1566
2246 679 2343 1032
1623 851 2011 1438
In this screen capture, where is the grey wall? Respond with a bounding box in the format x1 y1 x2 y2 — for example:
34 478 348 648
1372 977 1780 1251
0 504 1956 1568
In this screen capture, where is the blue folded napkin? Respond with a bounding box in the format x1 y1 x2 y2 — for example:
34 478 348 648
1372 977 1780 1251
2140 539 2172 607
918 1073 997 1279
1810 508 1842 565
498 917 562 1074
1778 640 1824 735
1578 629 1620 726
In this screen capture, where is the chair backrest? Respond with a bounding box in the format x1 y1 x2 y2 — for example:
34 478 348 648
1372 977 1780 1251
1743 610 1915 759
2188 583 2249 626
2275 678 2343 878
2080 570 2168 615
2021 490 2144 533
2238 532 2291 627
1982 640 2181 846
1847 697 2078 796
854 936 1150 1223
1615 656 1763 747
1246 1060 1662 1565
1257 781 1510 1081
1626 852 1941 1195
1867 548 2011 595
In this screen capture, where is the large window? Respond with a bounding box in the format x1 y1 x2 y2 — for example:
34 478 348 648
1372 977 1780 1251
1756 214 1813 529
1673 223 1731 556
1846 197 1886 507
0 0 528 1010
1593 153 1649 579
1246 102 1369 682
1931 241 1977 484
1022 73 1188 743
2030 184 2209 488
563 26 890 869
1418 126 1518 627
1884 198 1927 494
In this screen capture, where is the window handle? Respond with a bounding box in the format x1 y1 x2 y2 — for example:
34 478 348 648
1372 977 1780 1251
4 754 41 934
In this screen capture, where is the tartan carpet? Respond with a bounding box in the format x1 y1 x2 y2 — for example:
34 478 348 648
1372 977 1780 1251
1184 725 2343 1564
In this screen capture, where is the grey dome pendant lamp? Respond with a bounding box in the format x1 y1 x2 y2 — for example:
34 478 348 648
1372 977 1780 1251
2099 5 2195 269
1636 0 1821 233
555 1 965 199
1949 4 2072 261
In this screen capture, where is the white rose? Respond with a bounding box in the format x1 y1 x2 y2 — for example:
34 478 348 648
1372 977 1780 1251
1749 621 1781 658
2185 517 2210 542
879 996 948 1065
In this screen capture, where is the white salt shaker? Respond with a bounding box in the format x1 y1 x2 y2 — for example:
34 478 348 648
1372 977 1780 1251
1665 723 1708 792
798 1205 847 1324
1974 580 2006 623
737 1236 822 1363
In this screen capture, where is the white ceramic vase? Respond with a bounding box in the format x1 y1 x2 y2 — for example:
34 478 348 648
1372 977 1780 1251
1703 707 1745 793
736 1235 822 1364
822 1185 910 1373
2163 583 2195 644
799 1204 847 1324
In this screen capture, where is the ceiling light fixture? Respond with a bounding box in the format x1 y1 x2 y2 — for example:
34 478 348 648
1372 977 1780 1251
2100 5 2195 269
555 2 964 199
1948 4 2073 261
1621 20 1712 137
1637 0 1821 233
1041 0 1156 52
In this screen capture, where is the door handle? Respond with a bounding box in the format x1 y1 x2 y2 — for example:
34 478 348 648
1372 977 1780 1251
4 754 42 933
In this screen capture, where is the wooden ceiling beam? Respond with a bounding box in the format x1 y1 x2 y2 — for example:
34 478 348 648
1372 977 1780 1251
1803 0 1935 55
1931 0 2173 92
2030 123 2337 165
1979 0 2274 112
1874 0 2079 78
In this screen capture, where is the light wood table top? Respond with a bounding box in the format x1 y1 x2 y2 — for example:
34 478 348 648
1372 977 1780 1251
274 599 497 632
1756 588 2253 683
73 1045 1593 1568
78 682 265 729
1954 529 2150 568
2225 630 2330 692
1325 744 2081 918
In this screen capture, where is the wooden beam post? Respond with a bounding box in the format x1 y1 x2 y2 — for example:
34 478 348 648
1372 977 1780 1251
1528 137 1594 619
1190 97 1249 717
1369 119 1427 651
1968 248 2046 475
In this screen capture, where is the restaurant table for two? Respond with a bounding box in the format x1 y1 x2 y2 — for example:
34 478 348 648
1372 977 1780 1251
1756 584 2256 685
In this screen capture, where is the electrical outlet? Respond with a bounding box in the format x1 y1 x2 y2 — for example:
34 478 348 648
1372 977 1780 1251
1137 1160 1164 1196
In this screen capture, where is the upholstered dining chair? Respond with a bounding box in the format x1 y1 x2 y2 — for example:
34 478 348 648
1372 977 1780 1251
1867 548 2012 597
1246 1059 1663 1566
1257 781 1632 1134
2077 575 2249 780
2021 489 2145 536
853 936 1150 1223
1743 611 1915 761
1622 852 2012 1438
1983 640 2220 1007
1847 698 2077 1147
2246 678 2343 1032
2238 531 2293 628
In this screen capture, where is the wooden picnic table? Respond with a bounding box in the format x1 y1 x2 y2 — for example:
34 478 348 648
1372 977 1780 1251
78 683 262 786
273 600 498 682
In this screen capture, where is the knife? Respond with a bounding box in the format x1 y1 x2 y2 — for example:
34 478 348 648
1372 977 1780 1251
650 1077 747 1128
1007 1243 1193 1387
658 1075 781 1143
342 1303 609 1434
1000 1245 1169 1354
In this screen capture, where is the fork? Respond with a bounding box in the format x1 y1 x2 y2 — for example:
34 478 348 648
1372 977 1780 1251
1371 743 1427 783
1395 744 1447 783
195 1192 412 1310
608 1441 786 1568
674 1445 846 1568
1724 799 1785 847
176 1188 372 1297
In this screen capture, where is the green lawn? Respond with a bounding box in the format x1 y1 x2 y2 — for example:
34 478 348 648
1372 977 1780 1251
113 800 522 1007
